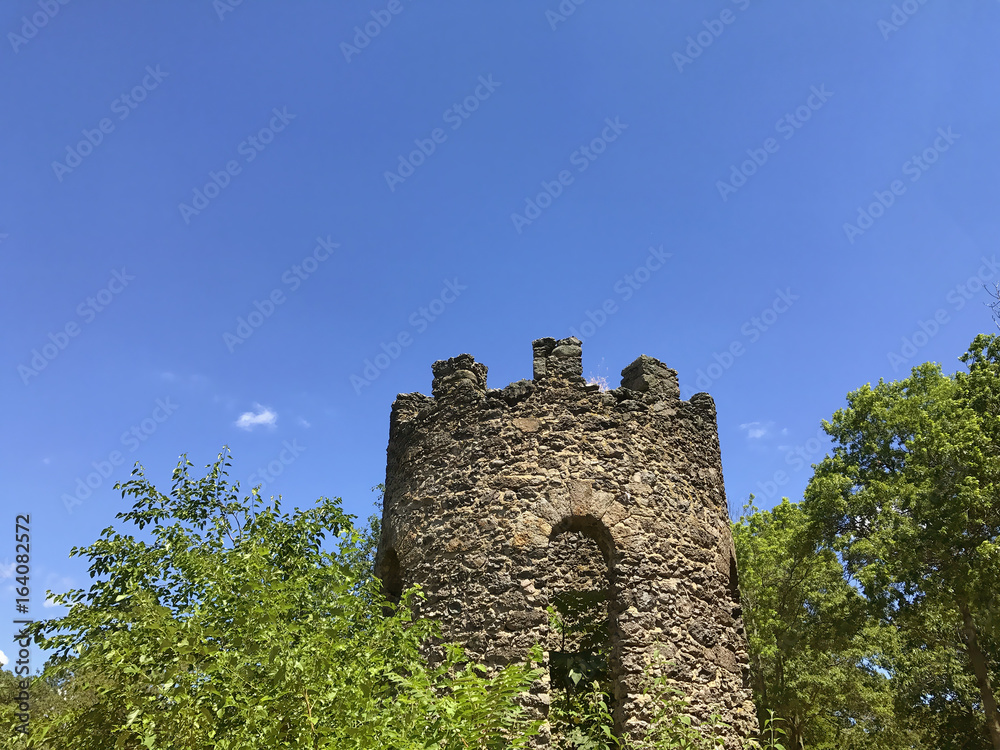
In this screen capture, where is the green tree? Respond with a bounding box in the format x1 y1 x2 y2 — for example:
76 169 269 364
804 334 1000 749
25 451 542 749
0 660 123 750
733 498 919 749
0 666 58 749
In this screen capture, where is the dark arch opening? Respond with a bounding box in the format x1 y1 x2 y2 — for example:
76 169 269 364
728 553 741 608
543 515 621 742
728 552 752 690
549 514 616 567
378 548 403 606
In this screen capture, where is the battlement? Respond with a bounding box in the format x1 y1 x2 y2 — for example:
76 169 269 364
403 336 691 410
377 336 755 746
532 336 585 383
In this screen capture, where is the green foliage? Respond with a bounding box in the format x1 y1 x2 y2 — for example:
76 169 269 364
18 451 542 749
733 498 913 748
548 589 611 690
550 678 617 750
803 334 1000 749
0 666 94 750
548 591 615 750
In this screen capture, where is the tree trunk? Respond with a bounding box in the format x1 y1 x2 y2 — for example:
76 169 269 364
959 600 1000 750
788 715 805 750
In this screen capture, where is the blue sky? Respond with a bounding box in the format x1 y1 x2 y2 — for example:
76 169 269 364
2 1 999 661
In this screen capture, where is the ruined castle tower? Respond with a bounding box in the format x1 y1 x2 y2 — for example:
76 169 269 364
375 337 755 744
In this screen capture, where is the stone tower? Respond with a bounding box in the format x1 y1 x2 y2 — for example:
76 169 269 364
375 337 755 745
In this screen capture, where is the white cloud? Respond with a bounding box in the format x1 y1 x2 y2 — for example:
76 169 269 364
740 421 773 440
235 404 278 431
0 650 7 667
297 417 311 428
0 562 14 579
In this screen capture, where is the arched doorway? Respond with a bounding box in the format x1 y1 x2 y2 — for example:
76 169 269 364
542 516 620 745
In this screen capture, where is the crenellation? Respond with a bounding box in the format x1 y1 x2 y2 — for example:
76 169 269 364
431 353 488 401
389 391 433 430
619 354 680 401
376 337 755 747
532 336 585 383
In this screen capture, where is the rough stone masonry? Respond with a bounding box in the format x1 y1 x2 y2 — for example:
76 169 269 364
375 337 755 745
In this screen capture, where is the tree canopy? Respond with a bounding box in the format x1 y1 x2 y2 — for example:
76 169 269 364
802 333 1000 749
733 498 913 749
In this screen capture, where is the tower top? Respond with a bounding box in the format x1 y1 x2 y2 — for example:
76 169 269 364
422 336 683 406
377 335 754 744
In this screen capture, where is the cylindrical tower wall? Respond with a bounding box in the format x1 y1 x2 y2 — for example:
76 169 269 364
376 338 755 745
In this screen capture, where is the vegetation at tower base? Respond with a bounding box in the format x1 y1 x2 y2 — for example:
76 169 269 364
3 451 771 750
14 452 545 749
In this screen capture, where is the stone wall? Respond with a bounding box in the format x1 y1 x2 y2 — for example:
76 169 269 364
375 337 756 745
